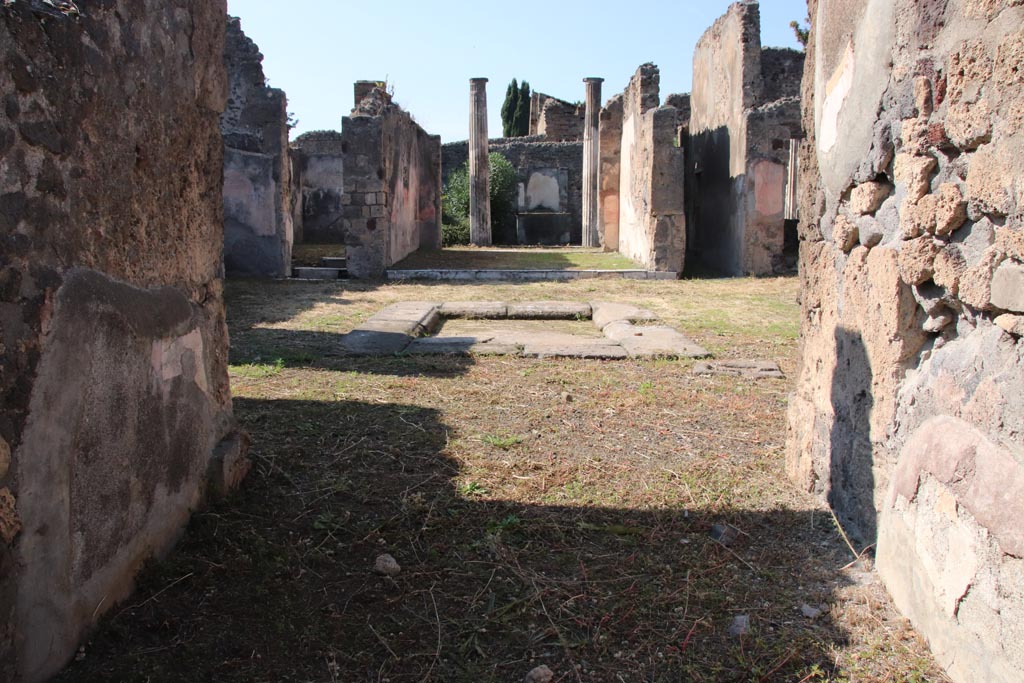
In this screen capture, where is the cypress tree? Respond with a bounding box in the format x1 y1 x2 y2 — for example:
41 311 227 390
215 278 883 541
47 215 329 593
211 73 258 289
512 81 531 137
500 79 519 138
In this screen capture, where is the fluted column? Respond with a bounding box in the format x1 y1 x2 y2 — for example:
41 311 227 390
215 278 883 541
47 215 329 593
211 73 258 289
582 77 604 247
469 78 491 246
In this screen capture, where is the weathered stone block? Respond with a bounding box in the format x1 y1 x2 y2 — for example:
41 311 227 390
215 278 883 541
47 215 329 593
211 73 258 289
900 195 937 239
899 236 941 285
894 153 937 201
833 214 860 252
507 302 592 319
850 181 892 215
990 260 1024 312
439 302 508 319
590 302 657 330
933 183 967 236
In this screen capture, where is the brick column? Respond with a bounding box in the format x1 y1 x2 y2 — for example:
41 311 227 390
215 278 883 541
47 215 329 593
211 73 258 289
469 78 491 246
582 77 604 247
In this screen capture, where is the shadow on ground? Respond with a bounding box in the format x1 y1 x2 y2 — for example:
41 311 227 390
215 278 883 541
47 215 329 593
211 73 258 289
57 396 863 683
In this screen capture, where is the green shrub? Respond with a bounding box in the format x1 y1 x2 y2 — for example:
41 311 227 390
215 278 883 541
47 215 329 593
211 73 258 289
441 153 519 244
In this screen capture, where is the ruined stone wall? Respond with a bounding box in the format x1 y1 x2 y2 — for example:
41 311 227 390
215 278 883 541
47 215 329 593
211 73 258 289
613 64 685 272
598 95 624 250
341 91 441 277
537 98 585 142
688 1 802 276
221 17 293 277
442 138 584 244
0 2 244 680
760 47 805 104
292 131 346 244
787 2 1024 681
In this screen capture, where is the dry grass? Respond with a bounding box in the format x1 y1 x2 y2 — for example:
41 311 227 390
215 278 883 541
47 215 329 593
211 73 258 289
392 247 641 271
293 242 346 266
58 275 947 683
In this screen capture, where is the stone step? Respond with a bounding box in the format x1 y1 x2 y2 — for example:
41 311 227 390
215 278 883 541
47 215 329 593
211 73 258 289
319 256 347 268
292 266 347 280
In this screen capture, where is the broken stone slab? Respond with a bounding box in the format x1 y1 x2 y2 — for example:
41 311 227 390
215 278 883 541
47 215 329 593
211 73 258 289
341 329 414 355
507 301 592 319
403 336 520 356
603 321 709 358
693 360 784 379
521 343 628 359
590 301 658 330
319 256 347 268
439 301 508 318
366 301 442 335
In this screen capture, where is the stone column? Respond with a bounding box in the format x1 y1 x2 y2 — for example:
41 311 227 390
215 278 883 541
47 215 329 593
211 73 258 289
582 77 604 247
469 78 491 246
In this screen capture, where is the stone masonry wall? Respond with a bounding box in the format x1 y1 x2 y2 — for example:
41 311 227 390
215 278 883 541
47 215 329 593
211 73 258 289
688 1 802 276
292 131 346 244
442 138 584 245
0 2 245 680
537 98 585 142
786 1 1024 681
612 64 685 272
221 16 293 277
341 89 441 277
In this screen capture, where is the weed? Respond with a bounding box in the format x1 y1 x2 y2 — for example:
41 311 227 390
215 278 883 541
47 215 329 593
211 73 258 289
481 433 523 449
486 514 521 534
459 481 488 496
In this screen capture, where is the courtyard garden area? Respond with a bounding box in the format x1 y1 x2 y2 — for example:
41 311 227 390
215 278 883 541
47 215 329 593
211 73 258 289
58 275 945 682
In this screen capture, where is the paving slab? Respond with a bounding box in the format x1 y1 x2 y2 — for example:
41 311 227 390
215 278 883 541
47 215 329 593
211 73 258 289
590 301 658 330
341 329 414 355
522 343 629 359
368 302 441 335
439 301 508 319
506 301 592 320
293 266 343 280
693 360 784 379
604 321 709 358
403 337 520 356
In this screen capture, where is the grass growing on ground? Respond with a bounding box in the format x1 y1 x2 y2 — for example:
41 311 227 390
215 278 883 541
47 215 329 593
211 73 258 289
292 242 346 266
58 275 947 683
392 246 642 271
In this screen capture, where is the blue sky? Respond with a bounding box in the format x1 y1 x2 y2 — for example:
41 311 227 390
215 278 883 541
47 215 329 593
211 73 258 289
226 0 809 143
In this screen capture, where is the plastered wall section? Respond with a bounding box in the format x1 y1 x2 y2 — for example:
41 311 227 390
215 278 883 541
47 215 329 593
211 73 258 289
687 2 802 276
616 65 685 273
341 104 441 278
785 1 1024 681
291 132 346 244
0 2 245 680
221 17 293 277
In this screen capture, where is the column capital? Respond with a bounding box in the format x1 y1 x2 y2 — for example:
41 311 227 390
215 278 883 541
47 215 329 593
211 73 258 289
583 77 605 84
470 77 489 84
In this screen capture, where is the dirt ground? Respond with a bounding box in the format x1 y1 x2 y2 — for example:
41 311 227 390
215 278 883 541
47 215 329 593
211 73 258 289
57 275 947 682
